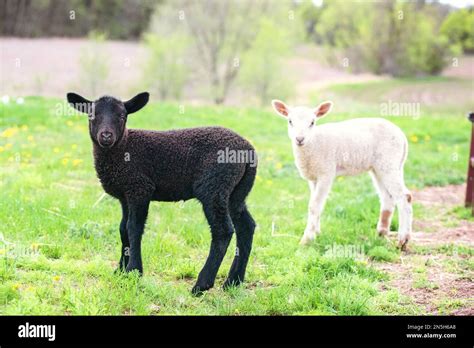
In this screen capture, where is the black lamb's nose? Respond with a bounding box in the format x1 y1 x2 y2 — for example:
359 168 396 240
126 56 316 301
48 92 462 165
101 131 112 141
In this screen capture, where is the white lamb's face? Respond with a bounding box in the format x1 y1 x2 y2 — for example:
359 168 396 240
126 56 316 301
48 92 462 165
271 100 333 147
287 107 317 147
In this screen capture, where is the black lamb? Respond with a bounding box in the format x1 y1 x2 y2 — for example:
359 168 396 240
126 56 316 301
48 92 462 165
66 92 257 295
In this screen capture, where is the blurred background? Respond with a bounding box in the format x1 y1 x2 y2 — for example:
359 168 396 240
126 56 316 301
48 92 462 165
1 0 473 106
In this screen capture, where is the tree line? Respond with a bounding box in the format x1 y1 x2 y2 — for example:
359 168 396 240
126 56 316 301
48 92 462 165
0 0 156 39
2 0 472 105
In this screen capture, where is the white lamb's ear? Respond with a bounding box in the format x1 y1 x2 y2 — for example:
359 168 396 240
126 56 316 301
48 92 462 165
314 101 333 118
271 99 290 118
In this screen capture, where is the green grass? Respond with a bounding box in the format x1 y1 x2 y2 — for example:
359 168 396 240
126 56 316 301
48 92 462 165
0 78 472 315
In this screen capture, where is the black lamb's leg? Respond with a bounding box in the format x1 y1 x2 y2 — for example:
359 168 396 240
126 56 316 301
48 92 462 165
224 205 256 289
125 200 150 275
192 193 234 295
116 199 129 273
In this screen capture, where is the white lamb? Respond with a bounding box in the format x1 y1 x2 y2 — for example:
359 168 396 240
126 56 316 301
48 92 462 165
271 99 413 250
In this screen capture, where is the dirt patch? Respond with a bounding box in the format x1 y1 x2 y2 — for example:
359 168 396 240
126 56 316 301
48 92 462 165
378 253 473 314
0 37 146 98
413 220 473 247
450 307 474 315
412 184 474 247
287 56 386 104
377 184 474 315
442 55 474 80
414 184 467 206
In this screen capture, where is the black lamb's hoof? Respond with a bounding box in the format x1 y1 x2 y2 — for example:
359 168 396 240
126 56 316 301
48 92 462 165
191 284 212 296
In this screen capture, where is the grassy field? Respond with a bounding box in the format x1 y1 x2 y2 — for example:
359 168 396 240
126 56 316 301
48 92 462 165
0 78 473 315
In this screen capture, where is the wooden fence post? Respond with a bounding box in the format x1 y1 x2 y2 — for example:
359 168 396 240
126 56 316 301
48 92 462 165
466 112 474 216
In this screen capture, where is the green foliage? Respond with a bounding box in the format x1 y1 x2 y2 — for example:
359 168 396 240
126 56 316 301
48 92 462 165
147 0 303 104
142 33 188 101
316 1 371 49
1 0 156 40
147 0 263 104
395 5 459 76
41 245 62 260
440 8 474 53
77 32 110 96
239 18 296 105
0 284 20 305
296 0 323 42
367 246 398 262
315 1 459 76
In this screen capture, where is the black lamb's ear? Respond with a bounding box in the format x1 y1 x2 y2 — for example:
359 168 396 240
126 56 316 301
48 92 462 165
67 93 93 114
124 92 149 114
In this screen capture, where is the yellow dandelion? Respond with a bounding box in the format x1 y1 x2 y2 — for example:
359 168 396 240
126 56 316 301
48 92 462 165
21 125 28 131
275 162 283 170
1 127 18 138
409 135 418 143
31 243 40 251
72 159 83 167
27 135 34 142
424 135 431 141
266 179 273 186
53 275 61 282
12 283 21 291
71 144 78 150
61 158 69 165
0 248 5 255
53 147 60 153
66 120 74 127
5 143 12 149
337 176 344 182
256 175 262 182
0 146 4 152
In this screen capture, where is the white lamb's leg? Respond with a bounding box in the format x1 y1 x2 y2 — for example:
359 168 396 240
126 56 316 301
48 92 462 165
301 181 317 243
400 185 413 249
300 176 334 245
370 172 395 236
378 170 412 250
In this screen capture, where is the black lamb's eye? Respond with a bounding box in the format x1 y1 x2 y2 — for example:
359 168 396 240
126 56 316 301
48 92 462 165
309 120 314 127
289 119 293 126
